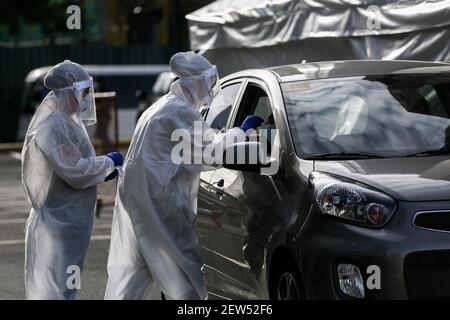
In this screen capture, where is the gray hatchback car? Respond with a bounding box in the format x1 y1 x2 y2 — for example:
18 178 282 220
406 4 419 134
196 60 450 300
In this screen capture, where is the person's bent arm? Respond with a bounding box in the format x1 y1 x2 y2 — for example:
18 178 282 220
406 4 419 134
191 121 246 170
42 144 115 190
188 114 264 170
35 121 116 190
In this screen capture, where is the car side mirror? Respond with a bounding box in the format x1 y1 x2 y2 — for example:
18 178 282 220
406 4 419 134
223 141 273 172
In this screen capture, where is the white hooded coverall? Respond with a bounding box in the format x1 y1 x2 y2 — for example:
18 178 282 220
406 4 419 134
105 52 245 300
22 61 115 299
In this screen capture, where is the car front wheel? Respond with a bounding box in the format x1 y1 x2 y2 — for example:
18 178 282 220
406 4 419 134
271 260 303 300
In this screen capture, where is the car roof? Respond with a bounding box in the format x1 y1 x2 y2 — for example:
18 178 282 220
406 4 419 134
25 64 170 83
227 60 450 82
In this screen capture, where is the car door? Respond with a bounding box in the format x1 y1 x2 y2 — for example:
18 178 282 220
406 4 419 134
196 169 217 288
207 80 286 299
197 80 246 297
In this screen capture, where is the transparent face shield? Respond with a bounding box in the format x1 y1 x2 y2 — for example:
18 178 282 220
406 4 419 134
200 66 226 109
73 77 97 126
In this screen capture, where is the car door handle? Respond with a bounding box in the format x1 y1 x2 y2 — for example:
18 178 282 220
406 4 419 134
212 179 225 197
212 179 224 188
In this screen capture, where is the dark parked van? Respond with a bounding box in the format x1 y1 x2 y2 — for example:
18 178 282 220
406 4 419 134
20 64 169 140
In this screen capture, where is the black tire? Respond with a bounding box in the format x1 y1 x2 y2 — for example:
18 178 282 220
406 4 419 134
271 260 304 300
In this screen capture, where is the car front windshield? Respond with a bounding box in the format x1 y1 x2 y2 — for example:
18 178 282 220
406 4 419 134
282 72 450 159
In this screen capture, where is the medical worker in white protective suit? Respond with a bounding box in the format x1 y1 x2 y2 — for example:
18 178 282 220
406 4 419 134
105 52 264 300
22 60 124 300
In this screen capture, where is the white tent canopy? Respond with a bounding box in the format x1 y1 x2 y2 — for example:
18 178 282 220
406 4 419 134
187 0 450 75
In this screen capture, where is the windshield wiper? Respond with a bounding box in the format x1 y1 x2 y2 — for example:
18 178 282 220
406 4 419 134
400 147 450 158
303 152 386 160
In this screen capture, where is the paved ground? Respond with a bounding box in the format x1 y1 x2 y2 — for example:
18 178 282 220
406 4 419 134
0 153 114 300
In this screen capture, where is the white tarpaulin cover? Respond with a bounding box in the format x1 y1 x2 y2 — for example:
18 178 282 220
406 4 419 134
187 0 450 75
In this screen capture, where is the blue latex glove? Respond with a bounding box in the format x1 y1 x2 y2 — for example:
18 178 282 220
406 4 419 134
240 115 265 132
106 152 123 167
105 169 118 182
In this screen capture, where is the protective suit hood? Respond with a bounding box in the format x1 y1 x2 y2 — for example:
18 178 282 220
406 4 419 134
21 60 114 299
170 51 219 109
43 60 97 126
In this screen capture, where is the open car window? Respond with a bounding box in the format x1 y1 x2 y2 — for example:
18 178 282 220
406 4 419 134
234 82 277 155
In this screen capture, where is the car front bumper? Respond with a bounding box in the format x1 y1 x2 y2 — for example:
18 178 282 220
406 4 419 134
297 200 450 299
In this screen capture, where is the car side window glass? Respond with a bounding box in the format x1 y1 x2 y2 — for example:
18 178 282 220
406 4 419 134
202 82 242 130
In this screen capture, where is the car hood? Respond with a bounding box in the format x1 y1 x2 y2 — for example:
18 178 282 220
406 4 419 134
314 156 450 201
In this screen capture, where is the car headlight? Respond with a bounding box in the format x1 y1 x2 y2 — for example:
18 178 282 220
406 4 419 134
312 172 397 228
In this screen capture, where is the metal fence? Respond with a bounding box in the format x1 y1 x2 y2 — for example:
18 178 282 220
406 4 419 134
0 43 175 142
